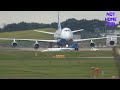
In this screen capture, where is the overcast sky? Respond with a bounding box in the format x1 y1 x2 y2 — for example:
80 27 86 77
0 11 120 27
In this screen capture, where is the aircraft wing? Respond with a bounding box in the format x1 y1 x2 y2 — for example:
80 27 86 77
73 36 120 42
33 30 55 35
0 38 57 43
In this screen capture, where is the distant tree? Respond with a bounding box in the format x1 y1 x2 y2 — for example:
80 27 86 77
0 19 119 35
51 22 57 29
0 28 2 32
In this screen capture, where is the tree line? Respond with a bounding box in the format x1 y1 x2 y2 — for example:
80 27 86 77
0 18 119 33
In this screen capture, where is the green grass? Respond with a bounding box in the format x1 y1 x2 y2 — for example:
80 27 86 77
0 50 118 79
0 28 118 78
0 28 55 39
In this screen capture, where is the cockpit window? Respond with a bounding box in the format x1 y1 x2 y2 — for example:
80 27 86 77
65 30 70 31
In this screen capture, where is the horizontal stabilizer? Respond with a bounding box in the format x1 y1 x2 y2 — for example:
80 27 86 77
33 30 55 35
72 29 84 33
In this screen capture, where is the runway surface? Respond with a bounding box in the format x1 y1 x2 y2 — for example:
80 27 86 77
0 47 113 52
15 47 113 51
0 47 113 59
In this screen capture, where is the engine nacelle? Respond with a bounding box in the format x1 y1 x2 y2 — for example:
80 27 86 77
34 41 39 50
110 41 115 45
90 40 95 47
12 41 17 47
90 42 95 47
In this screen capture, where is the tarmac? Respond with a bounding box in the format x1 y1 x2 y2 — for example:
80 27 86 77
15 47 112 51
0 47 113 59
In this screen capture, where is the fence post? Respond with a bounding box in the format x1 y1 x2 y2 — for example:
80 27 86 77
91 67 95 78
95 68 99 77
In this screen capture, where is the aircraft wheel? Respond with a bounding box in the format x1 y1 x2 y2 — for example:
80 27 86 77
75 48 79 51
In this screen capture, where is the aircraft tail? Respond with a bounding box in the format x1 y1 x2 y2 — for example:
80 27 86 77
58 11 62 31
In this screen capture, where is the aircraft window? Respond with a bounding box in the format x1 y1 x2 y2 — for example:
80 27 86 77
65 30 70 31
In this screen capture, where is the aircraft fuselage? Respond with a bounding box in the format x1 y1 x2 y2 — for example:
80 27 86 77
54 28 73 41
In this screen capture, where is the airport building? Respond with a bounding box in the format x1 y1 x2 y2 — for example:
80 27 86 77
73 31 81 39
73 35 81 39
106 25 120 47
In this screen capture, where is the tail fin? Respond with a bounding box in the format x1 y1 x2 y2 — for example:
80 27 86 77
58 11 62 31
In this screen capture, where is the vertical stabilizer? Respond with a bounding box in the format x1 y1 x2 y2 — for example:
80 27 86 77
58 11 62 30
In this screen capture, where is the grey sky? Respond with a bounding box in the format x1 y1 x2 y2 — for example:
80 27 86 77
0 11 120 27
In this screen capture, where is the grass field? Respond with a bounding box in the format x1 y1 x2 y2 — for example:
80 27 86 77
0 28 55 39
0 50 118 79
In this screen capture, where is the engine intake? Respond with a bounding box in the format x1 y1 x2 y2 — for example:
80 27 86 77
90 42 95 47
34 41 39 50
90 40 95 47
110 41 115 45
12 42 17 47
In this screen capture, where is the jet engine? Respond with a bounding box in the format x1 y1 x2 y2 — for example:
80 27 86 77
11 39 17 47
110 41 115 45
90 40 95 47
34 41 39 50
109 37 115 45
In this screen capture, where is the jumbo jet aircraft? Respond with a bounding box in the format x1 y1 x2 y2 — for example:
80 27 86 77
0 12 118 50
33 12 84 50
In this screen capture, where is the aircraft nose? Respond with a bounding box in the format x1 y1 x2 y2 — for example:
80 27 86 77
66 32 73 39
